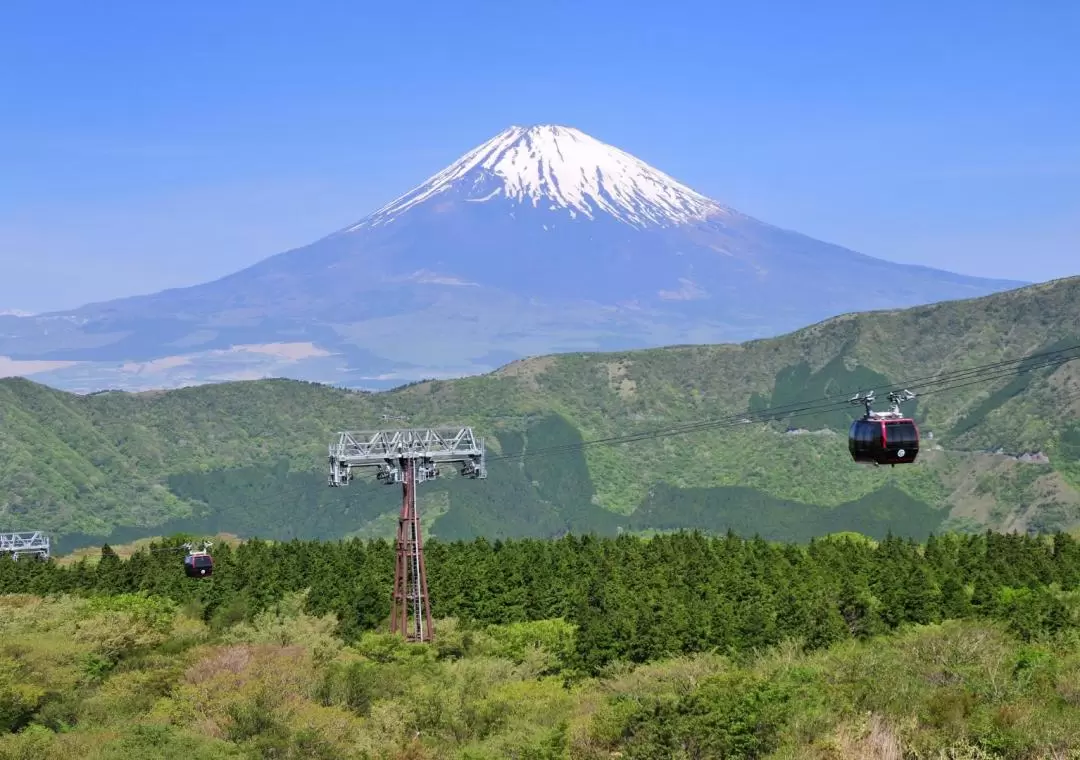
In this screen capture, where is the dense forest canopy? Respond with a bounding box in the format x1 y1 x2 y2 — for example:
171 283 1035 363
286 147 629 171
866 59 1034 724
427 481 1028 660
5 530 1080 672
3 529 1080 758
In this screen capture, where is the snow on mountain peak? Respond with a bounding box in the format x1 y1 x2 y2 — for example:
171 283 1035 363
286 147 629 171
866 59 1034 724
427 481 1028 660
349 125 730 231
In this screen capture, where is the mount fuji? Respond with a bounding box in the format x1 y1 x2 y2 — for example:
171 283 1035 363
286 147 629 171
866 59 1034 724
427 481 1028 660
1 125 1025 391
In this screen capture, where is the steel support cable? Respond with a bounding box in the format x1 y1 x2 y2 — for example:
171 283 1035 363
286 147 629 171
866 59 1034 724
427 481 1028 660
101 541 215 556
490 352 1079 463
484 345 1080 462
484 346 1080 464
490 363 1080 467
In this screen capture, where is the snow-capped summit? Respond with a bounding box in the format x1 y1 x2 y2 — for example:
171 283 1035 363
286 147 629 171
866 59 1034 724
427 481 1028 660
1 123 1026 393
348 125 731 231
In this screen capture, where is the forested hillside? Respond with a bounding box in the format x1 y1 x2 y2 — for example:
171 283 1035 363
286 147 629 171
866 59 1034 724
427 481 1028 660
1 276 1079 549
2 530 1080 757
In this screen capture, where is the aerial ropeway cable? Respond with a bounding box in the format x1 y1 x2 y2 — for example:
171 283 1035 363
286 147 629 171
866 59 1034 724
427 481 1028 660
482 342 1080 465
110 537 218 578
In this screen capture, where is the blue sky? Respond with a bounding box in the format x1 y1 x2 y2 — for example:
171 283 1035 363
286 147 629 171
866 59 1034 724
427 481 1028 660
1 0 1077 313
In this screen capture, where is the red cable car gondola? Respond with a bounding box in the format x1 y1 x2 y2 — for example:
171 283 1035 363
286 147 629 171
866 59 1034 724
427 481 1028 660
848 389 919 467
182 540 214 578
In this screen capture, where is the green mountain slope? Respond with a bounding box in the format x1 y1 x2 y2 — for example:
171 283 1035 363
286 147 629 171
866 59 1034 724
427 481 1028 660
2 276 1079 549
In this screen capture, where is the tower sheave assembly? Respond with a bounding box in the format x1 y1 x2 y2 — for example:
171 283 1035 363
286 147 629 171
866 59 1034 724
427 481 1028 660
327 427 487 642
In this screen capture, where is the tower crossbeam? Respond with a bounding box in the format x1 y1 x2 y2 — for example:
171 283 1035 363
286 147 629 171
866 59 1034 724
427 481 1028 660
0 531 51 561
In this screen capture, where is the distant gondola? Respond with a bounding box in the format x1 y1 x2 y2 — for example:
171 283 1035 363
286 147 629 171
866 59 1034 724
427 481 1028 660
183 541 214 578
848 390 919 466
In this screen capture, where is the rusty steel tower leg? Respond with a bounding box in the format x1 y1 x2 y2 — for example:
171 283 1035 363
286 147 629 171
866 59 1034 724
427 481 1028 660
390 458 433 642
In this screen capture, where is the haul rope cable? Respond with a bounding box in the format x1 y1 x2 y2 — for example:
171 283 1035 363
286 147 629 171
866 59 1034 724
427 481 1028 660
484 343 1080 464
487 352 1079 464
486 343 1080 462
488 375 1076 467
491 353 1080 464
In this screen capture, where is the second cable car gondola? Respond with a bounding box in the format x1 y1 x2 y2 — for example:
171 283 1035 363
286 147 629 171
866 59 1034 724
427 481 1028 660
182 540 214 578
848 389 919 466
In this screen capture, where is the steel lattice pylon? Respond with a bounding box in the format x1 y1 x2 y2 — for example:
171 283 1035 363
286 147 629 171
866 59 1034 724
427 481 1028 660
391 459 431 640
327 428 486 642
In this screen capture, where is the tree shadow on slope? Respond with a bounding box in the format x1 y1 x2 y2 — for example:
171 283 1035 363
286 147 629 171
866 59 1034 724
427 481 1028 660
749 354 913 432
430 413 621 540
949 334 1080 443
58 414 619 551
627 482 942 543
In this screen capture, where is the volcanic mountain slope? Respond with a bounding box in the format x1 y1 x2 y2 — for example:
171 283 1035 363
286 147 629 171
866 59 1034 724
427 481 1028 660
1 125 1024 392
1 276 1077 551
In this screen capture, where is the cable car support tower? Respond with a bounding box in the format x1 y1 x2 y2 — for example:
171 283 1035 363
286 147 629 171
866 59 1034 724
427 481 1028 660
327 427 487 643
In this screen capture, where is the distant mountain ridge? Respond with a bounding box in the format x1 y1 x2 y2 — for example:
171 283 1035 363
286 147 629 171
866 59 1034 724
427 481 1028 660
0 124 1025 392
2 275 1077 551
